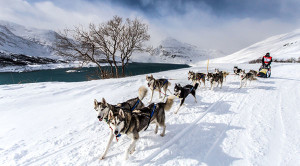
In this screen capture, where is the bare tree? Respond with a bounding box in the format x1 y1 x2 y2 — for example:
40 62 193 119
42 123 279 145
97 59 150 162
119 18 150 76
54 16 150 78
54 27 109 78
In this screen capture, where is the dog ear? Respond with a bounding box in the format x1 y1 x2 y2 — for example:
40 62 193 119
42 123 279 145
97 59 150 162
94 99 98 107
119 109 125 118
150 74 153 78
102 98 106 105
108 110 114 121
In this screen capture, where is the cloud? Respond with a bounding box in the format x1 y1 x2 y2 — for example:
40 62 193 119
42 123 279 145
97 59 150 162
0 0 300 54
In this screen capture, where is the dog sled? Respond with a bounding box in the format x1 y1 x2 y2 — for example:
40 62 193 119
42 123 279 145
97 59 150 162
257 65 271 78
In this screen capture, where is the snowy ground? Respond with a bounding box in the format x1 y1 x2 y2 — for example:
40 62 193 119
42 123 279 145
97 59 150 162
0 63 299 166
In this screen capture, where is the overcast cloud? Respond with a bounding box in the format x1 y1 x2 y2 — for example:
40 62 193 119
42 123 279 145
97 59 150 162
0 0 300 54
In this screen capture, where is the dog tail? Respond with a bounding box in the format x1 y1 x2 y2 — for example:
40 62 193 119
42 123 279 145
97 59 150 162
164 95 176 111
193 83 199 90
138 86 148 100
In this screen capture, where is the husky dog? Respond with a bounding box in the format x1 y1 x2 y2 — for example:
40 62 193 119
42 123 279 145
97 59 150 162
188 71 206 88
206 72 223 90
215 68 220 73
221 71 230 81
94 86 148 122
146 75 171 103
233 66 242 75
102 96 175 160
240 70 257 88
173 83 199 114
249 70 258 77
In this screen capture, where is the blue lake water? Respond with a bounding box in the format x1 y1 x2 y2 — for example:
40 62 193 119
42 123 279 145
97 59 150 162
0 63 190 85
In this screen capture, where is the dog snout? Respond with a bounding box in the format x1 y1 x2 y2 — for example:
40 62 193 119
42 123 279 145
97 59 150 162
114 130 119 135
97 116 101 119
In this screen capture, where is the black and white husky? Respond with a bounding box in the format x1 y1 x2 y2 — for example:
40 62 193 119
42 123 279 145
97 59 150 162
146 75 171 103
102 96 175 160
233 66 242 75
206 72 223 90
173 83 199 114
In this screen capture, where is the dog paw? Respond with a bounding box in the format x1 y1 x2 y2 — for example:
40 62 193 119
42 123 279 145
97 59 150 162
99 156 105 160
160 133 165 137
124 156 129 160
129 148 135 154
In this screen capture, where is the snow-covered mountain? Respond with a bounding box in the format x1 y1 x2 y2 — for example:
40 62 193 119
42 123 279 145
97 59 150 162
0 20 59 58
132 37 225 65
211 29 300 64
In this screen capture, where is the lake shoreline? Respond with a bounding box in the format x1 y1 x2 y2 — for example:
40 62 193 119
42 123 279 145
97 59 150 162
0 63 190 85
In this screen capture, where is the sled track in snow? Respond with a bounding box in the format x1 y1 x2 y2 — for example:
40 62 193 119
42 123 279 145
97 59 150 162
203 91 249 162
140 87 240 165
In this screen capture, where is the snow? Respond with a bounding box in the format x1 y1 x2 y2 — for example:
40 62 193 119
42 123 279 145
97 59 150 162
0 20 58 59
1 62 300 165
210 29 300 64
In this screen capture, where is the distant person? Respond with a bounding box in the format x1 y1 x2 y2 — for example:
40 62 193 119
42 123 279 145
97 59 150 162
262 52 272 68
258 52 272 78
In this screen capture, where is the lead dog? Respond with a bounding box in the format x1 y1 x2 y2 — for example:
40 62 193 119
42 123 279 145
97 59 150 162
102 95 175 160
94 86 148 122
173 83 199 114
146 75 171 103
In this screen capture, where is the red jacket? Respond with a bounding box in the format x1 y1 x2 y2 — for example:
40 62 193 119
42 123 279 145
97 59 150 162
262 56 272 65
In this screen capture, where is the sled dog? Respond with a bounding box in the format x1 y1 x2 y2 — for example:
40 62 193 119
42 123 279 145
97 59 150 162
94 86 148 122
173 83 199 114
240 70 257 88
207 72 223 90
221 71 230 81
233 66 243 75
146 75 171 103
249 70 258 77
101 96 175 160
188 71 206 88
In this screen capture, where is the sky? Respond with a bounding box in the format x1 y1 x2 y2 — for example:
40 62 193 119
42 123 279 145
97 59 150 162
0 0 300 54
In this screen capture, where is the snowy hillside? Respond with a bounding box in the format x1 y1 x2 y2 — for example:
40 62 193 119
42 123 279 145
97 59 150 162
0 20 59 58
1 63 300 165
131 37 225 65
211 29 300 64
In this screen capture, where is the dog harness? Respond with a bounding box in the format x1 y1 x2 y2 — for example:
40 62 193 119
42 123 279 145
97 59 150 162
189 86 194 93
162 79 168 86
144 104 156 131
131 99 140 111
196 74 204 80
